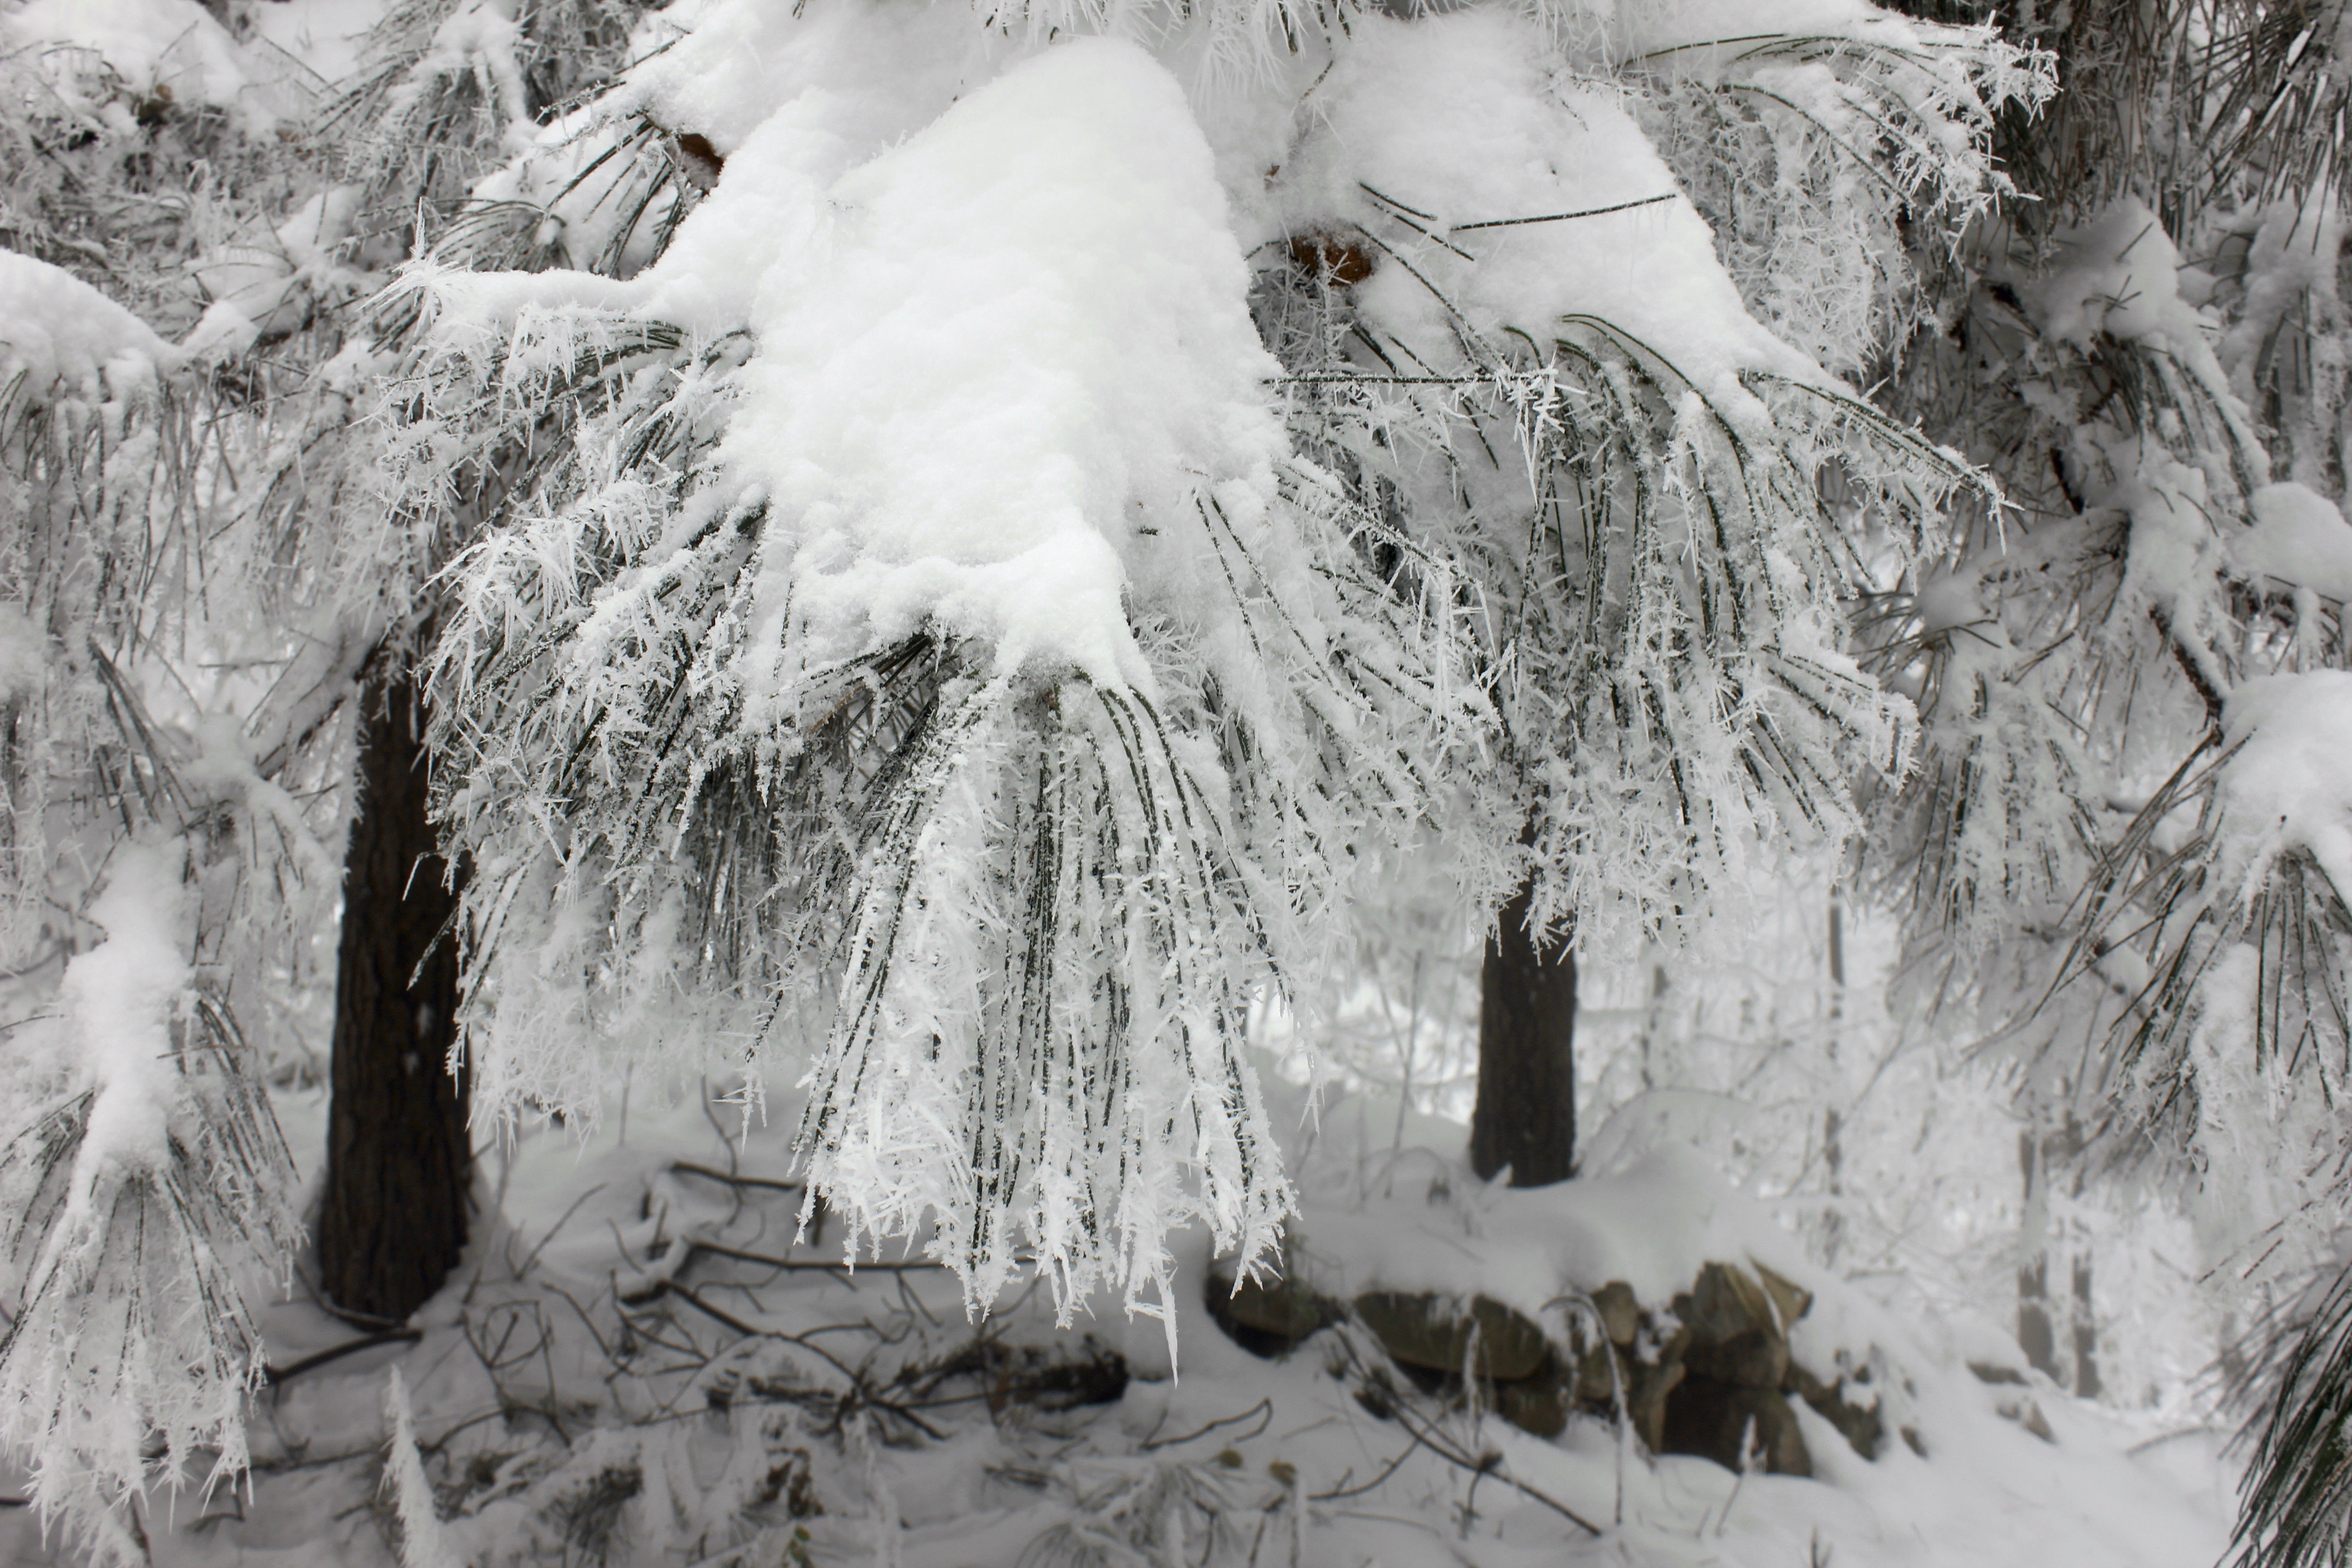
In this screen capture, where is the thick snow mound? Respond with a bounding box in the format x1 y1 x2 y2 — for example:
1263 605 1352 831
2231 481 2352 601
2219 670 2352 899
679 37 1285 694
622 0 999 163
1276 10 1822 398
0 249 177 395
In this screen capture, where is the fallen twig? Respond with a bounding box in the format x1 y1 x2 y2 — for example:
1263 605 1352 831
670 1160 803 1195
264 1328 423 1385
1142 1396 1274 1451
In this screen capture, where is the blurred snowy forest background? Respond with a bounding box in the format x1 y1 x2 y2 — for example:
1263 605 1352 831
1 0 2350 1563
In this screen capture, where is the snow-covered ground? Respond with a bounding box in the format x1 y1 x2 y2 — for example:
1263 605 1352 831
42 1075 2226 1568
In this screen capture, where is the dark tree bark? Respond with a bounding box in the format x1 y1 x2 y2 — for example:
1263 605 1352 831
2070 1252 2101 1399
1468 876 1578 1187
2016 1130 2060 1379
316 669 471 1322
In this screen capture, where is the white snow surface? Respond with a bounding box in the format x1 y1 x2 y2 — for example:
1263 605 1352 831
57 846 191 1201
445 34 1294 698
707 37 1283 691
4 0 264 120
2231 480 2352 600
2219 670 2352 901
242 0 381 87
0 248 178 393
1277 9 1822 402
185 1089 2231 1568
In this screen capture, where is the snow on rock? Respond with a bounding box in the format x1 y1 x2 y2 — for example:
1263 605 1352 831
2230 481 2352 601
0 249 179 395
2217 670 2352 900
1276 9 1821 406
1289 1146 1812 1319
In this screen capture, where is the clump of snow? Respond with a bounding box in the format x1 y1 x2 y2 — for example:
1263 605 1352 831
616 0 996 166
1276 9 1821 407
2029 200 2268 483
2217 670 2352 901
2031 200 2206 356
2230 481 2352 601
0 603 44 701
57 846 193 1204
0 249 179 395
186 186 365 359
698 35 1284 696
3 0 264 124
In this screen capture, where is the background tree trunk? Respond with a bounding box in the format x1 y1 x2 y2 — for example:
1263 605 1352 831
1468 877 1577 1186
316 669 470 1322
2017 1129 2060 1379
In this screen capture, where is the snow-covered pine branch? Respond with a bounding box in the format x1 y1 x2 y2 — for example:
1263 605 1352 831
399 34 1486 1335
1254 5 2016 951
378 0 2041 1347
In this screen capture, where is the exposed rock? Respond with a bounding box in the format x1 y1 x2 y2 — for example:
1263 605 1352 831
1786 1359 1883 1460
1565 1333 1620 1405
1204 1268 1342 1357
1660 1378 1813 1477
1754 1263 1813 1329
1491 1352 1572 1438
1352 1292 1549 1381
1989 1387 2055 1442
1588 1280 1642 1347
1966 1359 2027 1386
1672 1263 1790 1390
1624 1357 1687 1454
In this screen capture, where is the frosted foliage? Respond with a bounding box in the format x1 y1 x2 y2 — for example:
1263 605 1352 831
2 0 262 124
1260 7 1992 948
0 846 299 1566
1639 22 2050 374
382 1370 461 1568
414 37 1474 1323
1864 195 2291 1004
2218 197 2348 495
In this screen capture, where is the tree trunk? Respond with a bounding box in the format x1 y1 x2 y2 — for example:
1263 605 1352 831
2016 1130 2060 1378
316 669 471 1322
1468 876 1577 1187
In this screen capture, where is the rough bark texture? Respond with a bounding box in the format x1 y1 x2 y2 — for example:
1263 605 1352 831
317 671 470 1323
1468 877 1578 1187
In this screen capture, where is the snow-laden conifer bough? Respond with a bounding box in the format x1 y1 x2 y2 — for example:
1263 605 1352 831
0 0 2051 1553
389 0 2030 1335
